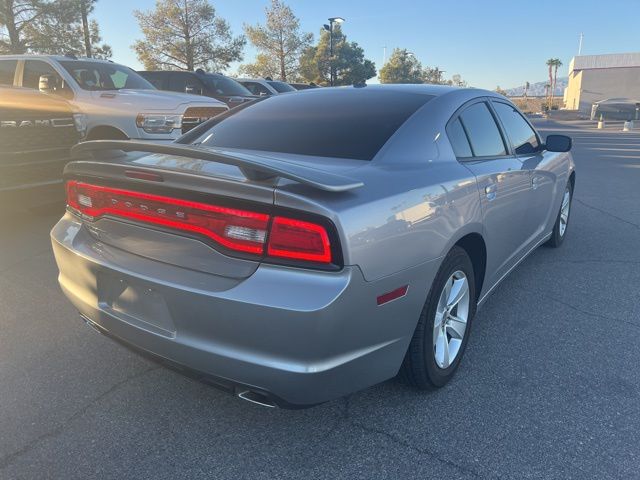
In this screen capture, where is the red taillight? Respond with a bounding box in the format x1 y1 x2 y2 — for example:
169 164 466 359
267 217 332 263
66 181 335 265
66 181 269 254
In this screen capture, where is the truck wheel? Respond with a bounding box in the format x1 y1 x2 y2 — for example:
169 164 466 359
401 246 476 389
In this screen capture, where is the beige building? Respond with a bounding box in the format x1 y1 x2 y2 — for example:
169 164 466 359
563 52 640 112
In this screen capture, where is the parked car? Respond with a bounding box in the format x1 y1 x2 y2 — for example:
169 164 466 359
236 77 296 96
0 55 228 141
52 85 575 408
138 69 258 108
0 86 85 208
289 82 319 90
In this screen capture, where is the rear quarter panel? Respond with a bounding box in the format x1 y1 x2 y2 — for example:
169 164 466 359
275 90 487 282
276 161 480 282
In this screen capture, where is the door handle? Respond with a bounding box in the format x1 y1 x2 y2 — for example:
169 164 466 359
485 183 497 201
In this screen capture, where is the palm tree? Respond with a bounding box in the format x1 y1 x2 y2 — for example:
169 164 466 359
546 58 555 109
552 58 563 109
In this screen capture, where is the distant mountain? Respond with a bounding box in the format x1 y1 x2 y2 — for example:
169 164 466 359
505 77 568 97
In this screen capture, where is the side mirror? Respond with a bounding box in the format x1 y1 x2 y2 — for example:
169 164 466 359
39 74 56 93
545 134 572 152
185 85 202 95
259 91 268 97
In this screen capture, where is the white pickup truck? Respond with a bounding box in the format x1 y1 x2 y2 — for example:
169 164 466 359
0 55 228 141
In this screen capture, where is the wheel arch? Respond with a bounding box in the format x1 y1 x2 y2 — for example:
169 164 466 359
569 169 576 190
86 125 129 141
452 232 487 302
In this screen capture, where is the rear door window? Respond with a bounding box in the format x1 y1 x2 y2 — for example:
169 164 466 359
458 102 507 157
492 101 540 154
169 72 202 94
447 118 473 158
139 72 167 90
0 60 17 85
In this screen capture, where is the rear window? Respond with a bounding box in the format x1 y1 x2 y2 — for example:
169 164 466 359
204 74 252 96
267 80 295 93
0 60 16 85
199 89 432 160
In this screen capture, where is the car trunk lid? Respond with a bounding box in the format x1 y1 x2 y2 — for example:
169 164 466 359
64 152 276 283
65 142 362 280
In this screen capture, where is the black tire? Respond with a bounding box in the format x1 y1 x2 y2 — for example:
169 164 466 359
546 180 573 248
401 246 476 389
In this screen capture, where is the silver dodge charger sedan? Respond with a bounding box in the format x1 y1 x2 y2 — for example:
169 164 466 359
52 85 575 408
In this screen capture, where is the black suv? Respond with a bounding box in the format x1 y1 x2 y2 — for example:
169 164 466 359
139 70 258 108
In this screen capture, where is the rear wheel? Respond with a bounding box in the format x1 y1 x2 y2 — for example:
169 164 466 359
546 181 573 248
401 246 476 389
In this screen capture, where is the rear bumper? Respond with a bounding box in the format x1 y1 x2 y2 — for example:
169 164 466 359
51 213 438 406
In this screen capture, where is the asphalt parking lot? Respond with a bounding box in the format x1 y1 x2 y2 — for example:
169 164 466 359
1 119 639 480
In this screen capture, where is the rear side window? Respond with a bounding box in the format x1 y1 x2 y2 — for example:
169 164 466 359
447 118 472 158
203 74 251 96
267 80 295 93
459 102 507 157
0 60 16 85
493 102 540 154
242 81 271 96
169 72 201 93
140 72 167 90
199 89 433 160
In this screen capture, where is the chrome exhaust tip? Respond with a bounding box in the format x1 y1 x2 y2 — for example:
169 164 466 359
237 390 277 408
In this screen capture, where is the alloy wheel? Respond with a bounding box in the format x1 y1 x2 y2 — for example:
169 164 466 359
433 270 470 369
559 187 571 237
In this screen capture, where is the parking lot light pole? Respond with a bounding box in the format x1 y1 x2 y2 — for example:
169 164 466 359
324 17 345 86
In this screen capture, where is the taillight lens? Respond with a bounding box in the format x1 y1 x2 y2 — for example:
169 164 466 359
66 181 335 265
267 217 331 263
66 181 269 254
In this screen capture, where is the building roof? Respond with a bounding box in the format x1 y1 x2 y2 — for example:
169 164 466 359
594 97 640 106
569 52 640 73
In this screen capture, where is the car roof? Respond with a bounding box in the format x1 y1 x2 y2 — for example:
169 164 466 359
0 54 116 64
285 83 489 99
235 78 270 83
234 80 477 96
138 70 227 76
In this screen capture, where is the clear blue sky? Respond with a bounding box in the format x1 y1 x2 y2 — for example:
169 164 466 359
96 0 640 89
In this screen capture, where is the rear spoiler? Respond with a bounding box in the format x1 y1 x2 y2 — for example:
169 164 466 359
71 140 364 193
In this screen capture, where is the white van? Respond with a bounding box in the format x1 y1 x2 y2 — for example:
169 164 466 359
0 55 228 142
